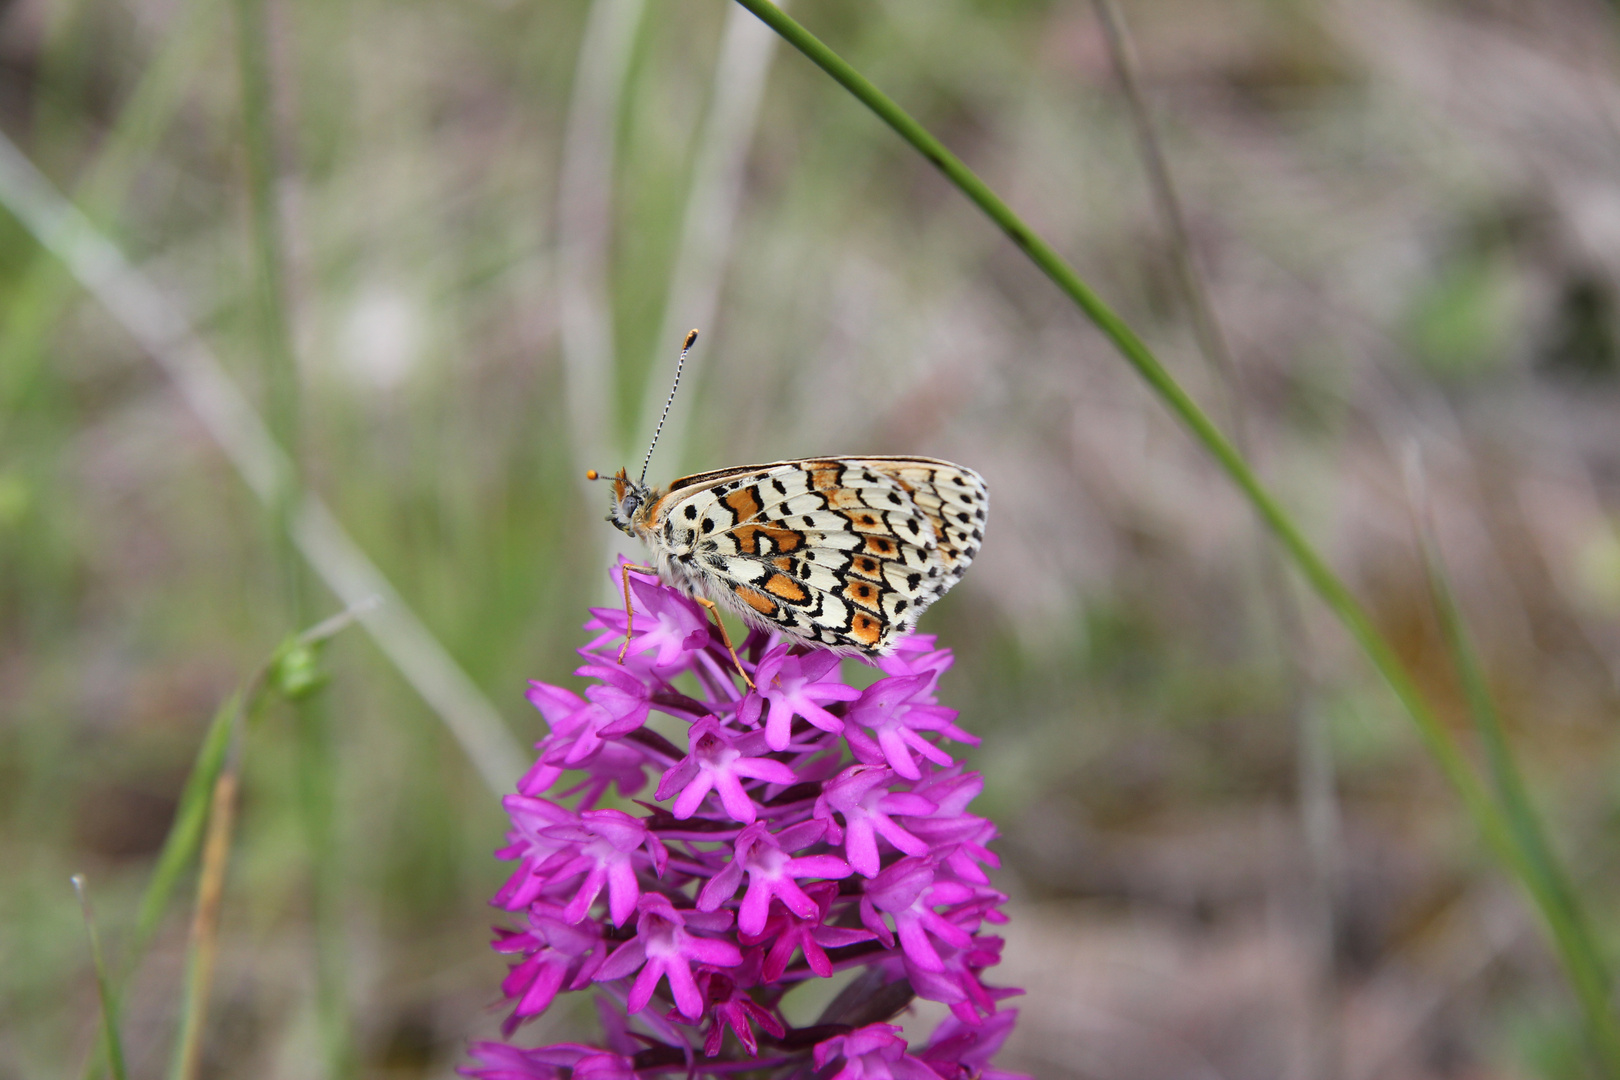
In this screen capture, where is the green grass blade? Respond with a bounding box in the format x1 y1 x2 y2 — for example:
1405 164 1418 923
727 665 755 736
71 875 130 1080
167 769 241 1080
0 0 217 429
1414 495 1620 1066
76 691 236 1080
128 690 238 968
231 0 298 471
229 0 357 1068
80 610 367 1080
728 0 1620 1069
0 131 528 795
120 609 367 983
725 0 1499 854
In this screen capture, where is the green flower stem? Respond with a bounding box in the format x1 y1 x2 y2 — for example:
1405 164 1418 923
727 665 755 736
729 0 1620 1066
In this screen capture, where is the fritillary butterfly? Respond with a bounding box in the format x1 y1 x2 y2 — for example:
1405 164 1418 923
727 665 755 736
589 332 988 660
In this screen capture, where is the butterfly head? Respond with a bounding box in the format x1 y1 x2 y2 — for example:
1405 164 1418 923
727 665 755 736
593 467 652 535
588 329 697 537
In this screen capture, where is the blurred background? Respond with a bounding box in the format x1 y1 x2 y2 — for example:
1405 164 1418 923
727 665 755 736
3 0 1620 1076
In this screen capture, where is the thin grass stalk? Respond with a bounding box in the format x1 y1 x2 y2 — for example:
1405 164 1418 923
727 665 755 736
75 692 236 1080
722 0 1502 861
232 0 298 476
556 0 649 589
0 0 216 429
295 691 354 1080
82 689 252 1080
71 876 129 1080
75 608 368 1080
0 132 527 794
726 0 1620 1069
130 694 238 967
78 663 219 1080
1089 3 1341 1075
632 2 784 476
559 0 645 484
231 0 353 1071
139 606 372 971
168 767 241 1080
1408 463 1620 1066
1089 0 1243 429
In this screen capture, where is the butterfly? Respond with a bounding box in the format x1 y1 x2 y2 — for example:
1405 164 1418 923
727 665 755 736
588 332 987 667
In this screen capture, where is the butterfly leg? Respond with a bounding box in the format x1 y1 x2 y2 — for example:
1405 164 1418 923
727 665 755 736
692 596 755 690
616 562 661 664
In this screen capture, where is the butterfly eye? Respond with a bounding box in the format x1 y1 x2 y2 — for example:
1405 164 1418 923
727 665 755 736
619 492 642 519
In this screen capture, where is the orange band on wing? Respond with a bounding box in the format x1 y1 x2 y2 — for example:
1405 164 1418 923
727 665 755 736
724 488 762 521
764 574 808 602
735 586 777 615
734 524 804 555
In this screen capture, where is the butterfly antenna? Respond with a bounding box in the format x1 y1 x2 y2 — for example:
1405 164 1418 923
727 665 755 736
639 329 698 486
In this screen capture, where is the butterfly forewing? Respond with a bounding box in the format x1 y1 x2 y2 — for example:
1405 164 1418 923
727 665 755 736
630 456 986 656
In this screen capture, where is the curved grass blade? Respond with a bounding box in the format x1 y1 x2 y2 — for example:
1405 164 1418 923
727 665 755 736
727 0 1620 1069
71 875 129 1080
1409 461 1620 1067
167 768 241 1080
78 606 370 1080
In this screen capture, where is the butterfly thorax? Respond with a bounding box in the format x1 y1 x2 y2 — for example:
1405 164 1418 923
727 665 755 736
605 468 706 594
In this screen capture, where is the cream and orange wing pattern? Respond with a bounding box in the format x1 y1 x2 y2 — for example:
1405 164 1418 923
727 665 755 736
632 457 987 655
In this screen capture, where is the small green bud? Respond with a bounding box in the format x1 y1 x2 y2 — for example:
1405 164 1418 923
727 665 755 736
271 639 330 701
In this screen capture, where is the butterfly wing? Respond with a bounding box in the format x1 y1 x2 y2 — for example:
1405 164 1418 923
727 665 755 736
840 457 988 602
636 457 987 655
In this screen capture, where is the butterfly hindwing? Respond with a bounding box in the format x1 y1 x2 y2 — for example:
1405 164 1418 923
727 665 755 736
841 458 988 601
631 457 985 655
